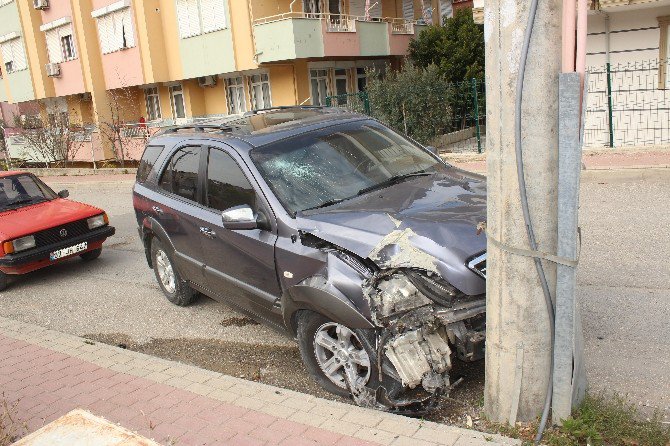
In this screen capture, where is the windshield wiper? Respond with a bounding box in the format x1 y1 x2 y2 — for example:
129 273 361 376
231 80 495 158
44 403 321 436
357 171 433 196
301 197 348 212
2 197 47 211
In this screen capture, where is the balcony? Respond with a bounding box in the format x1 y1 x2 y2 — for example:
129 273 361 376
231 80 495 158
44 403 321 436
252 13 423 64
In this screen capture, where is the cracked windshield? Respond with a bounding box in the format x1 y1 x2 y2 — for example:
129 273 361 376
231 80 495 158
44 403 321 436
250 122 442 214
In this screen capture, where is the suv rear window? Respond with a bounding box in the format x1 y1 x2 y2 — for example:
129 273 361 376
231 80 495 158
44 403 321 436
136 145 164 183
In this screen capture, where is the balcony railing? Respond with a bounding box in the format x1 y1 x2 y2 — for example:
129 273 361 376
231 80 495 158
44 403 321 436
253 11 416 34
327 16 356 32
390 19 414 34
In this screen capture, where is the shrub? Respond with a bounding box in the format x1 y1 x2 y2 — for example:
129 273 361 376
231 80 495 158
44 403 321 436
366 64 454 144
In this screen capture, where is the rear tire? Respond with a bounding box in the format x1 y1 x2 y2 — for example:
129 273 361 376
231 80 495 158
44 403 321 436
150 238 196 306
80 248 102 261
296 311 401 400
0 271 7 292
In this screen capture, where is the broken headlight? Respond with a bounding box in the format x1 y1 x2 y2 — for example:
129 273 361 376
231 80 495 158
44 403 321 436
404 270 460 307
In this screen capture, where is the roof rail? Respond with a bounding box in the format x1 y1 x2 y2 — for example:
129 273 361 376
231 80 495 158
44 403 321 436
155 123 230 136
242 105 328 116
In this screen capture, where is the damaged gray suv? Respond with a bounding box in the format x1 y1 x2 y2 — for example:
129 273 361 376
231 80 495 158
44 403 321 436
133 107 487 412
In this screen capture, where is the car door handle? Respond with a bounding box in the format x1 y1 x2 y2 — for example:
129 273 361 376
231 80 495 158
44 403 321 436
152 206 164 215
199 227 216 238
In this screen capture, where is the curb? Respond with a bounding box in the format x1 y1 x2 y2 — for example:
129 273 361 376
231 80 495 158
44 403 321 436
22 168 138 177
0 316 520 446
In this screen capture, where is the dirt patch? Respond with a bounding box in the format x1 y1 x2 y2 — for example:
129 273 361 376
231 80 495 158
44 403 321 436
84 333 346 402
84 332 486 427
220 316 260 327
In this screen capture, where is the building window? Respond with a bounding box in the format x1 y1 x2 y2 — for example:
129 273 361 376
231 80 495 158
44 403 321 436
176 0 227 39
356 67 367 92
145 87 162 121
422 0 433 24
248 73 271 110
226 77 247 115
0 37 27 74
170 85 186 120
61 34 76 61
96 8 136 54
439 0 453 23
45 25 77 63
310 69 330 106
402 0 414 20
334 68 349 96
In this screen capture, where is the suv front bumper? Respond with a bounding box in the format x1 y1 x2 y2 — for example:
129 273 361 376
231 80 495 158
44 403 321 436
0 225 115 275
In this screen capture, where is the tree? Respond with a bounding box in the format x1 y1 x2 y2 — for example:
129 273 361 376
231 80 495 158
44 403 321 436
97 87 140 168
408 8 485 84
0 119 9 170
14 114 85 167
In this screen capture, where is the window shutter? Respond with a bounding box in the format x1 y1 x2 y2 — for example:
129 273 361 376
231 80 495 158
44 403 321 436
97 15 110 54
368 2 381 18
403 0 414 20
1 42 12 65
439 0 452 22
122 9 136 47
201 0 226 33
349 0 364 17
187 0 201 37
46 29 62 63
111 12 124 50
176 0 191 38
12 39 26 71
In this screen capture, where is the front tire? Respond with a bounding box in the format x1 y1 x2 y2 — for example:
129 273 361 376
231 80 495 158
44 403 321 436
80 248 102 261
0 271 7 292
150 238 196 306
296 311 400 400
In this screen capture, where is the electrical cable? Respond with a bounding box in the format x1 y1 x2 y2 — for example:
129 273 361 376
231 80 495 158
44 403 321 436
513 0 556 443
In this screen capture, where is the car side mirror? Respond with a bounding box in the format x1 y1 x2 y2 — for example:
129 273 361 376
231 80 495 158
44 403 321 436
424 146 438 155
221 205 257 230
57 190 69 199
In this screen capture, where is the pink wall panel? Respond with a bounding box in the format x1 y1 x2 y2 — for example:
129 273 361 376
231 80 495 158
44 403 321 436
388 27 412 55
40 1 73 23
321 20 361 57
52 60 86 97
101 47 145 89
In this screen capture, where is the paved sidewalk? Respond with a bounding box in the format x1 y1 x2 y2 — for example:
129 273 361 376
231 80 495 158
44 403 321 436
443 148 670 174
0 317 518 446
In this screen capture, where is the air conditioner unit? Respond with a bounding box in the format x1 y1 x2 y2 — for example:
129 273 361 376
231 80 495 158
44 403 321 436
198 76 217 88
45 63 61 77
33 0 49 10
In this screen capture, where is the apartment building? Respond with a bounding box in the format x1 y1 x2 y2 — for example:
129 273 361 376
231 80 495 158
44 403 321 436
0 0 465 162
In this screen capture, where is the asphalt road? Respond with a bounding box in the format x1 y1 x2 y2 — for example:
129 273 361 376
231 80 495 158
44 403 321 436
1 170 668 419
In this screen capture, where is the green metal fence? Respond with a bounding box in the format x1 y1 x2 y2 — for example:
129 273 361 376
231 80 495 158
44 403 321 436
326 59 670 152
585 59 670 148
325 92 371 115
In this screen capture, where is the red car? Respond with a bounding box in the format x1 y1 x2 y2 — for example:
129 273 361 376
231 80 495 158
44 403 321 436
0 171 115 291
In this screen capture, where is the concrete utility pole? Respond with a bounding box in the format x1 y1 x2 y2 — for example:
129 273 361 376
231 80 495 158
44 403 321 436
484 0 562 423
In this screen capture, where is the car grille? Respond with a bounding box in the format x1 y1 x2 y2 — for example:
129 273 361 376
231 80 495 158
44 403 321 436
468 253 487 279
33 219 92 248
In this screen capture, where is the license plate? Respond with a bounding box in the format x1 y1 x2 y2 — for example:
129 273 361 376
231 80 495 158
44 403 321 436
50 242 88 261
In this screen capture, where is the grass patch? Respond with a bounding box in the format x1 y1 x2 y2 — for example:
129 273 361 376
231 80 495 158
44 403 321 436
1 396 26 446
543 393 670 446
481 393 670 445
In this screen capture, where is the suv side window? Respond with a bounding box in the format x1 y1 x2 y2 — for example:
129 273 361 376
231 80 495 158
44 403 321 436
159 146 201 202
136 145 164 183
206 148 256 212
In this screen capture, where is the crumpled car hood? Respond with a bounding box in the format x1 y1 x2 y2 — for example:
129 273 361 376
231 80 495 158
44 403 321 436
297 168 487 295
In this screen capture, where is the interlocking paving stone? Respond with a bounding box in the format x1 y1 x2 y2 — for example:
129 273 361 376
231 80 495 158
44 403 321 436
0 316 519 445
